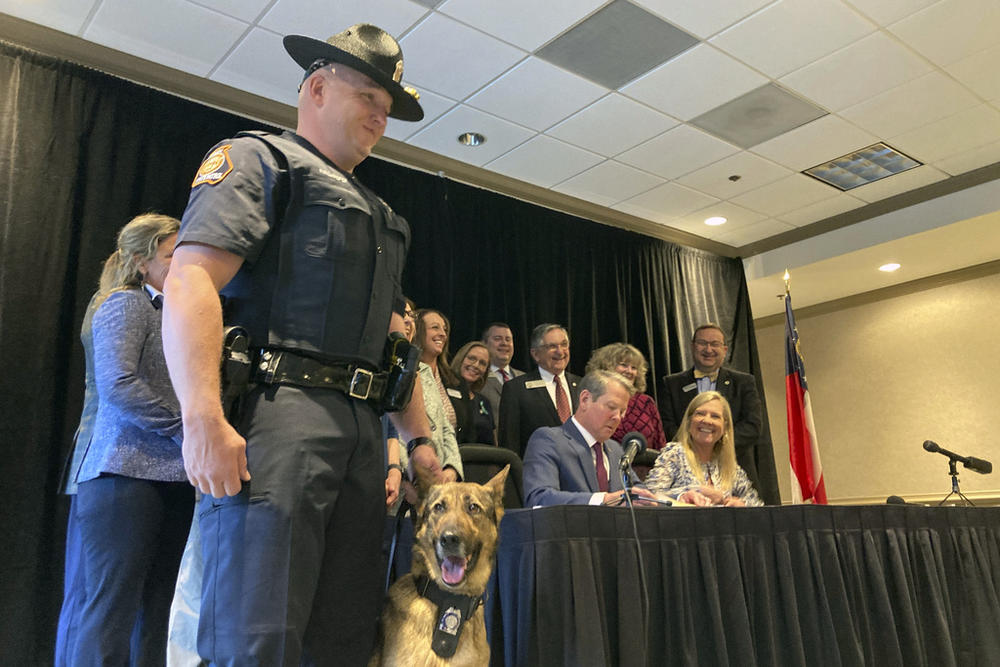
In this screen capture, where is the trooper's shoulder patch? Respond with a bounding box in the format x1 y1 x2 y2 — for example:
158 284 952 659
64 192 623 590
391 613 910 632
192 145 234 187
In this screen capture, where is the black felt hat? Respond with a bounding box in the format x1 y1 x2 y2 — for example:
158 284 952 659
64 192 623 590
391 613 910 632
283 23 423 121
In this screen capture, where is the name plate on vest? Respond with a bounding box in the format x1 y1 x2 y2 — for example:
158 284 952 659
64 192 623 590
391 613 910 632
525 379 547 390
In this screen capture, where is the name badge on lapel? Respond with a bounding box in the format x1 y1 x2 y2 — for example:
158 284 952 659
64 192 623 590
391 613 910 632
446 388 462 399
525 379 546 390
682 382 697 393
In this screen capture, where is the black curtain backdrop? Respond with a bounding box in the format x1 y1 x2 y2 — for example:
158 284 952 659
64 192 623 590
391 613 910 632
0 40 775 663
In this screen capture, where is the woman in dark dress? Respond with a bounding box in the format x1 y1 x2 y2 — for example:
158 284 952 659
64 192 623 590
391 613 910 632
449 341 496 445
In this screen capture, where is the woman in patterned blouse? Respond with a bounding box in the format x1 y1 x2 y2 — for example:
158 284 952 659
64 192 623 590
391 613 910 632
585 343 667 450
643 391 763 507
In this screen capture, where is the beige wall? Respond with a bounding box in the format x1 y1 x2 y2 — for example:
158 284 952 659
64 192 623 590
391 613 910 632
754 265 1000 505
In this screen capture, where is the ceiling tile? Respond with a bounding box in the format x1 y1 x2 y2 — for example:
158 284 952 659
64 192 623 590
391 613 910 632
752 115 878 171
672 200 767 232
554 161 665 208
846 0 938 27
484 135 603 188
889 0 1000 67
710 0 874 78
407 105 533 166
848 165 948 203
633 0 773 39
690 83 827 149
840 72 981 138
84 0 249 76
0 0 97 34
714 218 796 246
259 0 427 40
613 182 718 222
397 13 526 99
189 0 272 23
437 0 606 51
466 57 606 131
617 124 739 179
535 0 698 89
945 43 1000 103
383 88 456 141
890 105 1000 165
546 94 679 157
933 140 1000 176
210 27 299 104
780 32 932 112
677 152 791 198
732 173 839 217
777 193 865 227
622 44 768 121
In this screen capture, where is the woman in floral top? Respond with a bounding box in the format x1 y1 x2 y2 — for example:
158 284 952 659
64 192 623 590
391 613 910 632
643 391 763 507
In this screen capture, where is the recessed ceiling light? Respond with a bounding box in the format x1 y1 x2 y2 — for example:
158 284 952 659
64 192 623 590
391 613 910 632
803 142 921 191
457 132 486 147
705 216 727 226
879 263 901 273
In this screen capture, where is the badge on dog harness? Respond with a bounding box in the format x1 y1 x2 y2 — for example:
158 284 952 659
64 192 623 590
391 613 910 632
192 144 234 187
439 607 461 635
414 575 482 659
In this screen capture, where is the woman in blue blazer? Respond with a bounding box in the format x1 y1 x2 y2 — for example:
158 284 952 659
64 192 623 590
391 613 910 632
71 214 192 665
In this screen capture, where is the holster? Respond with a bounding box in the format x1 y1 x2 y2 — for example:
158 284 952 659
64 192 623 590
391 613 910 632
381 332 420 413
220 326 253 423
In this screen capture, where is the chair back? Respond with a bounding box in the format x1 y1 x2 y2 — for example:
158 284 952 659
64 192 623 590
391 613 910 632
459 445 524 509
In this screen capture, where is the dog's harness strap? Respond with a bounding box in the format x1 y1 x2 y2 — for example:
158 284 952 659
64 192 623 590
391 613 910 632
413 575 483 658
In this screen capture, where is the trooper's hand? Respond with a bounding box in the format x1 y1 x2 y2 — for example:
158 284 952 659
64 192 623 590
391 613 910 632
409 443 446 483
182 414 250 498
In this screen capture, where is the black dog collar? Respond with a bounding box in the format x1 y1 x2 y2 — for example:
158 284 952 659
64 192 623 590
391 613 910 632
413 575 483 658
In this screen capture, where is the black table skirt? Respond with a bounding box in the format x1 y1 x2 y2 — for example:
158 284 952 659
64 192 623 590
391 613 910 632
485 505 1000 667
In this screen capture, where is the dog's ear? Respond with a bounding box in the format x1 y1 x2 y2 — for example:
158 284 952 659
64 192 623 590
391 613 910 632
485 464 509 505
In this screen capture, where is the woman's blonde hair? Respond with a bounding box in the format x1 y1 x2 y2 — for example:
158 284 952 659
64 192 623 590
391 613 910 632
585 342 649 393
675 391 739 491
97 213 180 297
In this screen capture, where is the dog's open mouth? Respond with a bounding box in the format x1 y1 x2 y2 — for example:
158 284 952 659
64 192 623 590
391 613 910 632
439 554 472 586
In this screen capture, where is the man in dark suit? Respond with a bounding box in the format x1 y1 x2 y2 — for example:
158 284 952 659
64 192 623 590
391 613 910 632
523 370 657 506
658 323 764 491
479 322 525 418
497 323 581 458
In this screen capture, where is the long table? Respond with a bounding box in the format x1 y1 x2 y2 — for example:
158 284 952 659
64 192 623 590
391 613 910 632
484 504 1000 666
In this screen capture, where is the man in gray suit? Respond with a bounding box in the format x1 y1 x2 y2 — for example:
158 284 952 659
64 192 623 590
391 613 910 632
479 322 524 418
523 370 657 507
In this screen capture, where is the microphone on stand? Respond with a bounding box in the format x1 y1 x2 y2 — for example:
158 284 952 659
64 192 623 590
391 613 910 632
923 440 993 474
618 432 647 472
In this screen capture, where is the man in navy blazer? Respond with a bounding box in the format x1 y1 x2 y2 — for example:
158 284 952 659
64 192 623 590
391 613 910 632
658 323 764 490
498 323 581 458
524 370 657 507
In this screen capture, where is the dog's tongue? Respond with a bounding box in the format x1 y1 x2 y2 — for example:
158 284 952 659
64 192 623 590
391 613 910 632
441 556 467 585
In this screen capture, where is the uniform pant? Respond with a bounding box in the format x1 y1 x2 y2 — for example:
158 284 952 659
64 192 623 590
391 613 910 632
74 475 194 666
197 385 385 666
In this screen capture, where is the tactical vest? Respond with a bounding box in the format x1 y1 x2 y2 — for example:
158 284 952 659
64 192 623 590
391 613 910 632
221 131 410 368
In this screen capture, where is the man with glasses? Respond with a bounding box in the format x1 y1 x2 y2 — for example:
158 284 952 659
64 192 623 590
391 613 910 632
657 323 764 493
498 323 581 458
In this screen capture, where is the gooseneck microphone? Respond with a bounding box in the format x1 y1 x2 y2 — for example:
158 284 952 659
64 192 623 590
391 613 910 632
618 432 647 472
923 440 993 474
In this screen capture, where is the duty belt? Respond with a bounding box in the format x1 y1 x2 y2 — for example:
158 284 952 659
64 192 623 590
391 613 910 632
253 349 389 402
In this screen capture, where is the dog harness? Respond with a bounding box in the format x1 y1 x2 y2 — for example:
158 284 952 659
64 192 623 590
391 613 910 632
413 575 483 658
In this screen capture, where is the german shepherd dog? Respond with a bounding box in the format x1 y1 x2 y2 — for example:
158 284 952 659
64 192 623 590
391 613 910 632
370 466 509 666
